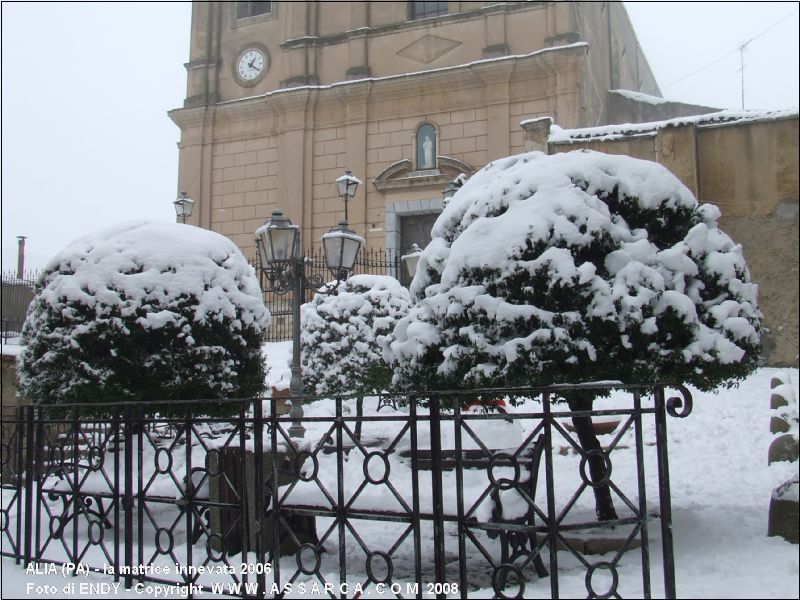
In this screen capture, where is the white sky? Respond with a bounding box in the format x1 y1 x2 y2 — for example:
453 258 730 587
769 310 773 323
2 1 798 273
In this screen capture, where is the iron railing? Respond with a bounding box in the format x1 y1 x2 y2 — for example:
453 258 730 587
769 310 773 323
253 248 402 342
0 254 402 344
0 383 692 598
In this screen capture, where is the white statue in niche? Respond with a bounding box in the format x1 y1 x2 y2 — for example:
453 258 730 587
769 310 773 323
418 125 436 170
422 134 433 168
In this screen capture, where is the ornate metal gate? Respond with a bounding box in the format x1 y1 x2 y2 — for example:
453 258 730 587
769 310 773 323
1 383 691 598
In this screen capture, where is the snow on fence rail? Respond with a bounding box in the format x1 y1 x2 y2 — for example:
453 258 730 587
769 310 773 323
0 383 692 599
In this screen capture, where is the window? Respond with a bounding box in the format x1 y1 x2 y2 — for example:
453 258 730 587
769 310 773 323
409 1 447 21
236 1 271 20
416 123 437 170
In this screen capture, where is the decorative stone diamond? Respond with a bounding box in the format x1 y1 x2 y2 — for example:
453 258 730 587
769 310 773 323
397 34 461 64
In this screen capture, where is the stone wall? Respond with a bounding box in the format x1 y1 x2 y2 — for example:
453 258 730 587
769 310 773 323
1 354 23 411
1 353 26 482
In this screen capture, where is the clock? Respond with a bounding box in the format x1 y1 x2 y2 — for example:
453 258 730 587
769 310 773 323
235 47 268 85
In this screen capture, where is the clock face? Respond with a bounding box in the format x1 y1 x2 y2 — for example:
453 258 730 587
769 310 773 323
237 49 265 82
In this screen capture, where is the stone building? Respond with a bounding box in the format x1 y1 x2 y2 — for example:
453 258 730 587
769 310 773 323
169 1 666 259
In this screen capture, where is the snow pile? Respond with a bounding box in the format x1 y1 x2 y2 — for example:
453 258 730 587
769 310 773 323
0 337 23 357
264 339 292 390
301 275 410 395
389 150 762 392
17 221 270 413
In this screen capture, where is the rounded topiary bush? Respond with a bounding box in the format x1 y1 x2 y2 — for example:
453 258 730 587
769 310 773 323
18 221 270 417
301 274 410 396
389 150 762 395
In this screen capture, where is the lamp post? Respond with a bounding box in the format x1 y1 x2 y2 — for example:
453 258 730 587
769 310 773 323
442 173 466 208
255 171 364 438
335 170 361 221
401 243 423 284
173 192 195 224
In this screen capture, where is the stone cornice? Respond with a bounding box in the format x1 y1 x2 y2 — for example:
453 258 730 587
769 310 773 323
373 156 475 191
279 2 547 50
373 171 452 191
168 43 589 132
168 105 214 130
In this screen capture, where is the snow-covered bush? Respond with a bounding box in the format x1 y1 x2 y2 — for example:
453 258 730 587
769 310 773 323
17 221 270 417
389 150 762 395
301 274 410 396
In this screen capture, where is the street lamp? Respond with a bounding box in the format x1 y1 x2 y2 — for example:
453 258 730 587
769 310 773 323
174 192 195 224
255 171 363 438
323 220 363 281
442 173 467 208
401 243 423 282
334 170 361 221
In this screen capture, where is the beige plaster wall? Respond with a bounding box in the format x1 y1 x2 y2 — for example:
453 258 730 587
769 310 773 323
696 120 799 217
722 215 798 366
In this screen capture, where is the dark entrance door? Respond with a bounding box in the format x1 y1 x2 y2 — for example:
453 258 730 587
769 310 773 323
400 212 439 285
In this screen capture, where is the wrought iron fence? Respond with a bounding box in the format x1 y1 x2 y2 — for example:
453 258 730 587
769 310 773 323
0 383 691 598
253 248 401 342
1 269 40 340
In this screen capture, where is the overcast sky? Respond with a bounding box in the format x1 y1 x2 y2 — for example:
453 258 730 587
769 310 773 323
2 2 798 273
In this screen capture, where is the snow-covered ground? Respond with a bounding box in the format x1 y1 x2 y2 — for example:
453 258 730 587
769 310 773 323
2 346 797 598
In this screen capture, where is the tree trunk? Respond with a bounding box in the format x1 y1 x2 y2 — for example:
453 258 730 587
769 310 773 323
568 400 618 521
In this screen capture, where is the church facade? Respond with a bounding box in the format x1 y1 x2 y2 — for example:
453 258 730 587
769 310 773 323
169 1 660 259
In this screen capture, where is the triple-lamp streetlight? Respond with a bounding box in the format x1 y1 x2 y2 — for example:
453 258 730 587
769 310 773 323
255 170 364 438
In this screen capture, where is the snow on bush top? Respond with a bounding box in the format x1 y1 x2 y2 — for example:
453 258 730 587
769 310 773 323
34 220 268 330
18 221 270 413
301 274 410 396
391 150 762 393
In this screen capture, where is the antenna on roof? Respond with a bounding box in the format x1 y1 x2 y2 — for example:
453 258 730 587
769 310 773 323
737 37 754 110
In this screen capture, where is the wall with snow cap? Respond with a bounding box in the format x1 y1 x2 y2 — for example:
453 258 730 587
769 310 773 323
608 89 720 125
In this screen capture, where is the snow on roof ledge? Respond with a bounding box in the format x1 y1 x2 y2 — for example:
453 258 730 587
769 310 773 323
547 108 799 143
216 42 589 106
609 88 670 106
519 116 553 126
